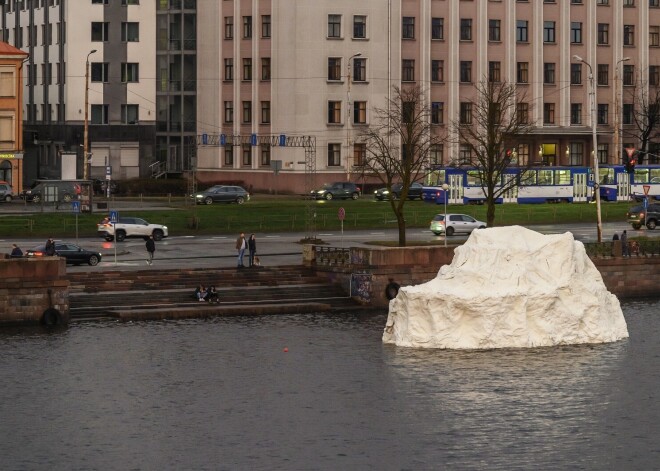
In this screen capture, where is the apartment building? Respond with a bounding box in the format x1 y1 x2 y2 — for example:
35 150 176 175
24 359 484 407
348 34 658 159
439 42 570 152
197 0 660 193
0 0 157 185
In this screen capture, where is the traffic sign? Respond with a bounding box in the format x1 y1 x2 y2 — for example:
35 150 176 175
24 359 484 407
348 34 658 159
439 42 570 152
71 201 80 213
109 210 118 223
626 147 636 159
338 207 346 221
251 133 257 146
644 185 651 196
279 134 286 146
202 133 208 145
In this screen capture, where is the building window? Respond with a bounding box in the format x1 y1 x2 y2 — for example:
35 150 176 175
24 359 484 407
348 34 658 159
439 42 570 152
121 104 139 124
431 102 444 124
460 102 472 124
262 15 271 38
488 61 501 83
432 18 444 40
569 142 583 166
543 21 556 43
652 0 660 6
224 58 233 80
459 144 472 163
544 63 556 84
624 25 635 46
402 59 415 82
623 0 634 5
225 17 233 39
41 63 52 85
328 58 341 81
571 63 582 85
571 22 582 44
243 16 252 39
402 17 415 39
353 58 366 82
650 66 660 86
353 143 366 167
91 104 108 124
353 15 366 39
516 20 528 42
224 101 233 123
598 23 609 45
597 143 608 164
517 62 529 83
91 22 109 41
121 22 139 42
597 0 609 4
431 60 444 82
597 64 609 85
571 103 582 124
460 19 472 40
460 61 472 83
544 103 555 124
243 58 252 80
598 104 609 124
328 143 341 166
261 58 271 81
328 101 342 124
224 146 233 166
489 19 501 41
402 102 414 123
623 104 634 125
354 101 367 124
91 62 108 82
328 14 341 38
430 144 444 165
260 145 271 166
261 101 271 124
623 64 634 86
242 101 252 124
56 63 65 84
651 26 660 46
121 63 139 82
242 144 251 166
516 102 529 124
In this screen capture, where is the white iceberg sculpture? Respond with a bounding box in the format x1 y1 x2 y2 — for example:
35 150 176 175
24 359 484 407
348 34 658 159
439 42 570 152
383 226 629 349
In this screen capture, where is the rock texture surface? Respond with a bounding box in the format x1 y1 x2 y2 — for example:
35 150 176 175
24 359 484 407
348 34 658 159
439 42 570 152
383 226 629 349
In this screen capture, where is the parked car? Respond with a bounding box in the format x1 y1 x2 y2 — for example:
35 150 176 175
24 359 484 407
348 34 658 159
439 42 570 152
0 181 13 202
20 180 79 203
194 185 250 205
430 213 487 236
626 203 660 230
97 216 169 242
25 241 102 266
374 182 423 201
310 182 361 200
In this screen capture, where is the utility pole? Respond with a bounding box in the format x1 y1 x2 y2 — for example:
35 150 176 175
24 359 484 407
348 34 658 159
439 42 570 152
83 49 97 181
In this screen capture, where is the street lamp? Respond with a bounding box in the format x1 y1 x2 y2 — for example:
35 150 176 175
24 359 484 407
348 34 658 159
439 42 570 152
573 54 603 243
346 52 362 180
83 49 97 181
442 183 449 247
614 57 631 167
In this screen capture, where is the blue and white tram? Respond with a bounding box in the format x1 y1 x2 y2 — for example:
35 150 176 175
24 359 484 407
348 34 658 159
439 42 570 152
599 165 660 201
423 166 591 205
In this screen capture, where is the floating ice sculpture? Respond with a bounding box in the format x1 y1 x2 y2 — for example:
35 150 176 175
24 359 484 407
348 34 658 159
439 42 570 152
383 226 629 349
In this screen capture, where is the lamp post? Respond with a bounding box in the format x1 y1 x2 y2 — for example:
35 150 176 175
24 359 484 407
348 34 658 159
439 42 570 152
614 57 631 166
346 52 362 180
83 49 97 181
442 183 449 247
573 55 602 243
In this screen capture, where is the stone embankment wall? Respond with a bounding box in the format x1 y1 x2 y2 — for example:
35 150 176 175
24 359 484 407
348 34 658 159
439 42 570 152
305 245 660 308
0 257 70 326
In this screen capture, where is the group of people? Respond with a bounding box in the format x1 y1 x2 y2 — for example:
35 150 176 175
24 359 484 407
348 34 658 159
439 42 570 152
613 230 632 257
194 284 219 303
235 232 259 268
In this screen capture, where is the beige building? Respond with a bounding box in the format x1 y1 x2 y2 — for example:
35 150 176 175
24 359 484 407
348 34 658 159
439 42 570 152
195 0 660 192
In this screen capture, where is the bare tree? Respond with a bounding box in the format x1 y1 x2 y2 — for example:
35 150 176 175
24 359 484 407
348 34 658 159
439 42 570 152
358 85 443 246
450 80 534 227
622 78 660 164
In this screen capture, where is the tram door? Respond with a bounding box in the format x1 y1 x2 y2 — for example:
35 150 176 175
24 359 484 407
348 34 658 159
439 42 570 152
502 174 518 203
573 172 588 202
448 173 463 204
617 172 630 201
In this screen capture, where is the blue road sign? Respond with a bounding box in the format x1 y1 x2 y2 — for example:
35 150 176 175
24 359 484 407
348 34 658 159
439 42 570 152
72 201 80 213
644 197 649 210
220 134 226 146
109 210 118 223
202 133 208 145
251 134 257 146
279 134 286 146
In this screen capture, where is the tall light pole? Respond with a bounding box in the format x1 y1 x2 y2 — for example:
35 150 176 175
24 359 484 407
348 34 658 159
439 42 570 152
83 49 97 181
346 52 362 180
614 57 631 166
574 55 603 243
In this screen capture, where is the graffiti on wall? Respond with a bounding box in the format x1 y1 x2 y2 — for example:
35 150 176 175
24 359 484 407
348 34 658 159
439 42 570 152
351 272 372 303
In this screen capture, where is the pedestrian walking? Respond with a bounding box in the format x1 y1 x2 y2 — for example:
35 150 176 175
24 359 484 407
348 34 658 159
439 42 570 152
621 230 629 257
236 232 246 268
45 237 56 256
248 234 257 267
146 235 156 265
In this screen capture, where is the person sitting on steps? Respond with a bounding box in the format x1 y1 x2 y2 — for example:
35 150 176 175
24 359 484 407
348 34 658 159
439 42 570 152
205 286 219 304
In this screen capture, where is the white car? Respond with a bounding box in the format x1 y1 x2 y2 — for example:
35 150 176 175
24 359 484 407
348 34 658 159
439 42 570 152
97 216 168 242
430 213 487 236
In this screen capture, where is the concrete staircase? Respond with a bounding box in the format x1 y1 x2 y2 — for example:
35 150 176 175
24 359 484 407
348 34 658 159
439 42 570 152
66 265 363 322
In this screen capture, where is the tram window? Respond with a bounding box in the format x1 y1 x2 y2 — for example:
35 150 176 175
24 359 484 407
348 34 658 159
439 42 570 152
466 170 483 186
538 170 553 185
555 170 571 185
633 169 649 183
601 168 615 184
520 170 537 185
650 169 660 183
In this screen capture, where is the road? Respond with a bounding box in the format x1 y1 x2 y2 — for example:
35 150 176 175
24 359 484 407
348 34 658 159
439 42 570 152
2 221 656 273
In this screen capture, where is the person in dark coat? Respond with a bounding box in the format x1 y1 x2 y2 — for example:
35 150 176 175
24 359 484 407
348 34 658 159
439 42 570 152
10 244 23 258
248 234 257 267
146 235 156 265
621 230 629 257
45 237 56 256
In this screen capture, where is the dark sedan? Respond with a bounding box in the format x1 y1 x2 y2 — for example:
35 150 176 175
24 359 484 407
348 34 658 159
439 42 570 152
374 182 423 201
194 185 250 205
26 241 102 266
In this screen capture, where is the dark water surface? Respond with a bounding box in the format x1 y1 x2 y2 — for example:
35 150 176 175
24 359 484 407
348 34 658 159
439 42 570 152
1 300 659 471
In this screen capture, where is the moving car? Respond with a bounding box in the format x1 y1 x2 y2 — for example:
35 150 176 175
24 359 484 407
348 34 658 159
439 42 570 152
26 241 102 266
97 216 169 242
374 182 423 201
194 185 250 205
310 182 361 200
0 181 13 202
626 203 660 230
430 213 487 236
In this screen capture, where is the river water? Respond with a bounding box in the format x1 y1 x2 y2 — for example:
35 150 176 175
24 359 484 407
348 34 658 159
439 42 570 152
1 300 658 471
